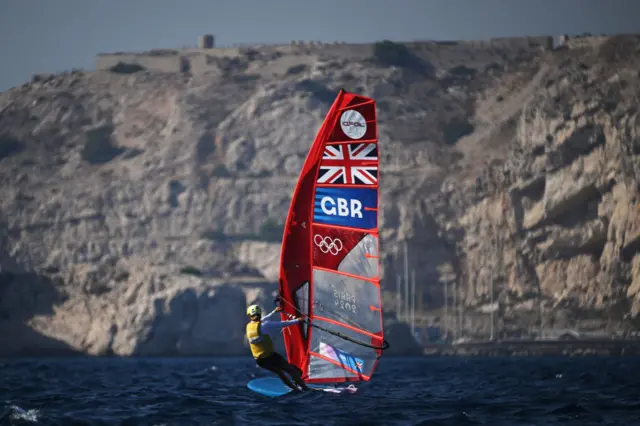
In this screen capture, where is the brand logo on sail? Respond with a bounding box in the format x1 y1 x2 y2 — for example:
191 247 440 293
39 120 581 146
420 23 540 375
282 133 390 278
314 234 343 255
340 109 367 140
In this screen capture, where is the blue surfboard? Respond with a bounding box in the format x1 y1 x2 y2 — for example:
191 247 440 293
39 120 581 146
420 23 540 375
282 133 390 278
247 377 357 397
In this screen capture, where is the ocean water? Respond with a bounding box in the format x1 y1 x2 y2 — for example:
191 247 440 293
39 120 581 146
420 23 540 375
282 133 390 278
1 356 639 425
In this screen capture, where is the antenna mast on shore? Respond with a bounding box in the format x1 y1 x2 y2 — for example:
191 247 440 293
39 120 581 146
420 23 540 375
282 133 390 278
490 268 494 341
396 274 402 318
404 240 409 324
444 280 448 340
411 269 416 337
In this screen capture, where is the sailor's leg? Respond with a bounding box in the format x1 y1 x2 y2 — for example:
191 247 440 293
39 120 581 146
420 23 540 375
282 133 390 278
265 364 299 390
257 355 299 391
273 370 299 391
273 354 309 390
287 364 310 390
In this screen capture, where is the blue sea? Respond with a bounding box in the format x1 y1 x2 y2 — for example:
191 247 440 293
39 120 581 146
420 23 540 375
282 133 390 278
1 356 639 425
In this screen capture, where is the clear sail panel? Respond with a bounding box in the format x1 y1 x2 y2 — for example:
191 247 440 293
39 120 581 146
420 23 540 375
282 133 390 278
312 268 382 335
308 318 381 379
338 233 379 279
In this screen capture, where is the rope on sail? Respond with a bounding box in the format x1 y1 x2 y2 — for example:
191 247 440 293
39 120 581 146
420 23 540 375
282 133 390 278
275 296 391 351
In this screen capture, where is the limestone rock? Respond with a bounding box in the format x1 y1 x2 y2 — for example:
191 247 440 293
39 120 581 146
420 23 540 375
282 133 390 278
2 35 640 356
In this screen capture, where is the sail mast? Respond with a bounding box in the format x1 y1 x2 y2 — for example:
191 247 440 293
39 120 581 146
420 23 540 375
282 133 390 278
490 269 494 341
403 240 409 323
444 280 448 340
452 280 457 340
458 281 463 339
396 274 401 319
411 269 416 338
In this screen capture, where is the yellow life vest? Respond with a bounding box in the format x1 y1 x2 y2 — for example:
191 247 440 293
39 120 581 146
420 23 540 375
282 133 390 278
246 321 274 359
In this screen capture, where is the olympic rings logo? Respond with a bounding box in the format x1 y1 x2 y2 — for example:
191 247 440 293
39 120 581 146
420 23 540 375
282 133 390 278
314 234 343 255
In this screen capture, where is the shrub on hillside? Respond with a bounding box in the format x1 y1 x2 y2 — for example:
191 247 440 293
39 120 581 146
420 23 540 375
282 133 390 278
287 64 308 75
448 65 477 78
373 40 428 73
81 125 124 164
598 34 640 62
249 170 272 178
201 229 227 241
109 62 145 74
258 219 284 242
211 165 232 177
180 266 203 276
442 119 475 145
0 135 23 161
294 80 336 104
201 223 283 243
232 74 260 84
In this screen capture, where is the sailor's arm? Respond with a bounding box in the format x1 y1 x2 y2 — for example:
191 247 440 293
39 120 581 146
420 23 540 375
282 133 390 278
276 318 303 328
261 317 304 335
261 307 281 322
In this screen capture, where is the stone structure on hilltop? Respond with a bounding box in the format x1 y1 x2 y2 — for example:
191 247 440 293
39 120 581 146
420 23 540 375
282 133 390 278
199 34 215 49
94 33 603 76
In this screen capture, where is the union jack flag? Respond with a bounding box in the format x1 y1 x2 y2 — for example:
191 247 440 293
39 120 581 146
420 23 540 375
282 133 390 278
317 143 378 185
355 360 363 371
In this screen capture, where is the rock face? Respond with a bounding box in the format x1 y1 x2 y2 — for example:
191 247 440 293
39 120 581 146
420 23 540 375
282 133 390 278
1 35 640 356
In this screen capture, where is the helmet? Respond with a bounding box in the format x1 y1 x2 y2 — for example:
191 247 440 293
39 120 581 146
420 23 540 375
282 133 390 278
247 305 262 317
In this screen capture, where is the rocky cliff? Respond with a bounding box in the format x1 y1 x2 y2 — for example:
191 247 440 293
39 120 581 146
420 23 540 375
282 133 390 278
0 35 639 356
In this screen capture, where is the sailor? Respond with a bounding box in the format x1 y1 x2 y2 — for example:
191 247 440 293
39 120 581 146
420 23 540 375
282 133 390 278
246 304 310 391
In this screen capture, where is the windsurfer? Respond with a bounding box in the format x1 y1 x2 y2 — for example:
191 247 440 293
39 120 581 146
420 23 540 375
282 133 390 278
245 304 310 391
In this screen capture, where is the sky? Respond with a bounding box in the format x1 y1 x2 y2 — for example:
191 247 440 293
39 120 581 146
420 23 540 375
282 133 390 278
1 0 640 91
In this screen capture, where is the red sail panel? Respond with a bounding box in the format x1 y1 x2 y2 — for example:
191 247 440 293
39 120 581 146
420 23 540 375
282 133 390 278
278 91 346 372
311 227 379 280
307 92 384 384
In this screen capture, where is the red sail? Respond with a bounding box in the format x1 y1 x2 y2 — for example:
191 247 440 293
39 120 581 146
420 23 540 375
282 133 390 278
278 90 384 384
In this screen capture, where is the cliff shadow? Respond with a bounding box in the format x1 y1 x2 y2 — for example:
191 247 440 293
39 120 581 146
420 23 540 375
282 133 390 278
0 320 80 356
412 202 461 310
132 283 255 356
0 234 80 356
382 320 423 356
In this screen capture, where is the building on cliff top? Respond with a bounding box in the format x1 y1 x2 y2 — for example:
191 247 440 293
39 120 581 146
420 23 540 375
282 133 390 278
94 33 613 76
199 34 215 49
